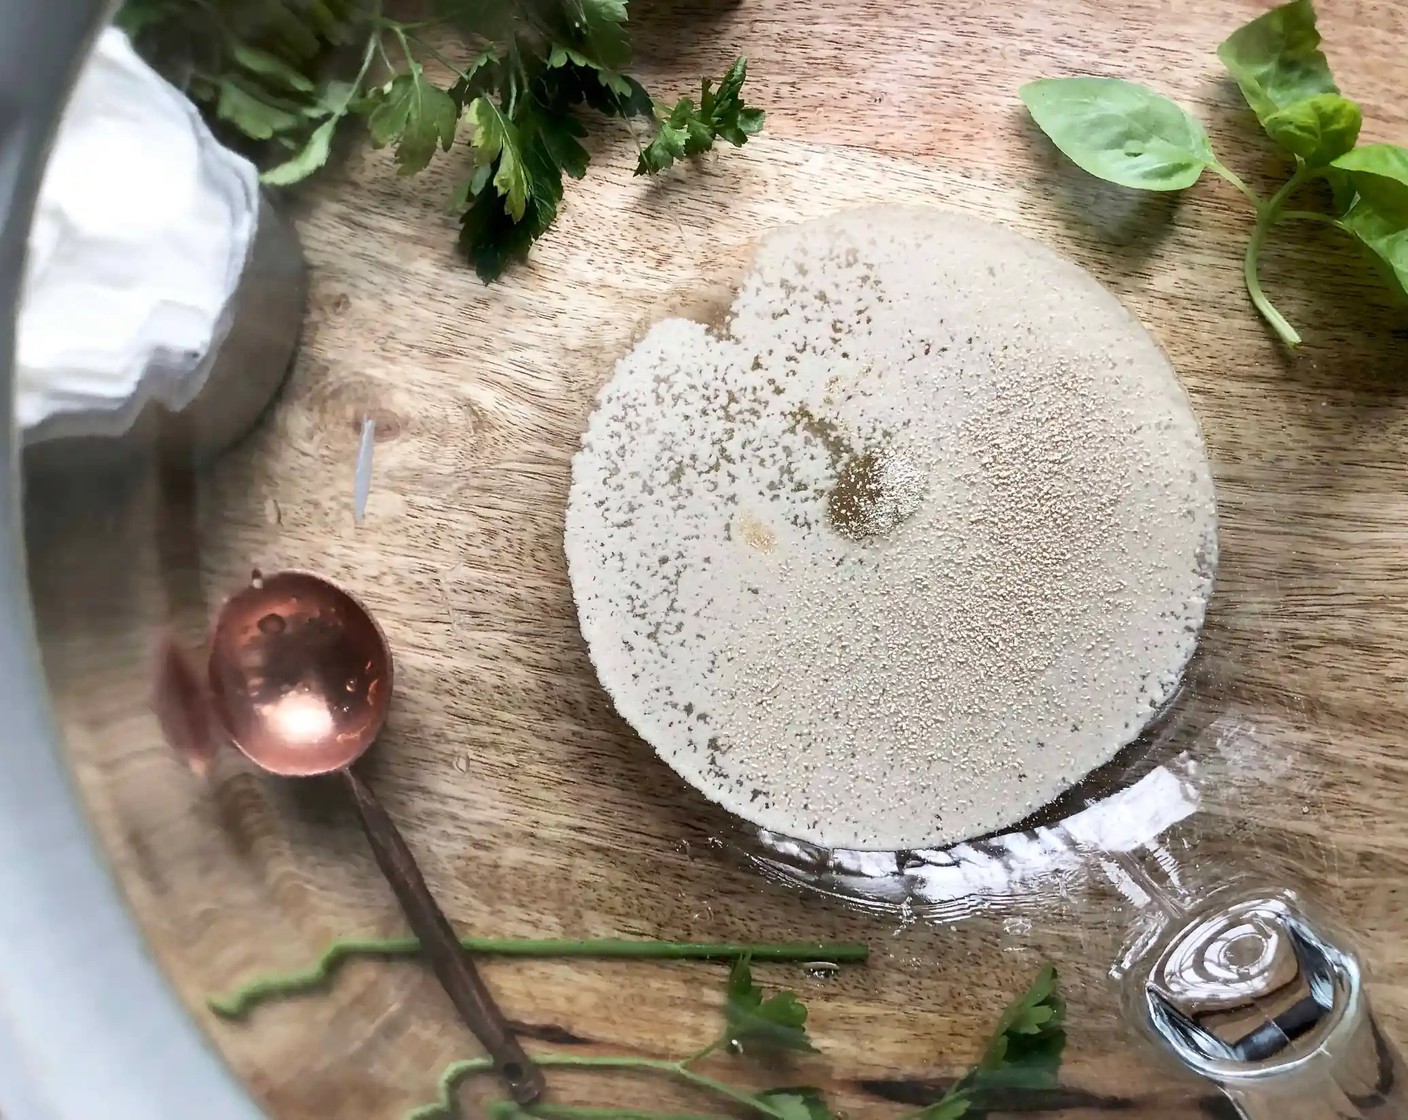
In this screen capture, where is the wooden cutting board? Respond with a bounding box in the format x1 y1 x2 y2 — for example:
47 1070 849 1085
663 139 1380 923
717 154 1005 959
24 1 1408 1118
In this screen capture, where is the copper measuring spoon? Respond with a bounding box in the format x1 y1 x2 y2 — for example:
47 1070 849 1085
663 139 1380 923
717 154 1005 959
205 570 544 1106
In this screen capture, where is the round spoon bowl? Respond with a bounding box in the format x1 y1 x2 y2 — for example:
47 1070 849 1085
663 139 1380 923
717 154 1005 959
207 570 392 777
204 568 544 1103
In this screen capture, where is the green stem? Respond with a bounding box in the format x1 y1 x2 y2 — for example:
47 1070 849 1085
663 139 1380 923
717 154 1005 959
306 13 380 122
675 1067 787 1118
405 1058 489 1120
1209 160 1264 211
505 37 522 116
1278 209 1340 226
405 31 474 82
403 1055 788 1120
375 30 396 74
350 22 382 99
528 1108 729 1120
679 1038 723 1067
209 938 867 1018
897 1085 970 1120
1244 210 1300 346
1242 167 1325 348
390 23 417 70
377 16 447 31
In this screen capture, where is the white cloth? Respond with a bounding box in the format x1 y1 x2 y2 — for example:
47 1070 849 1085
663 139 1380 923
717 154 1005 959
17 28 259 437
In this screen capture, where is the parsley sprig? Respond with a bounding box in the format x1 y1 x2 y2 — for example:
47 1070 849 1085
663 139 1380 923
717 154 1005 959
405 959 1066 1120
118 0 765 280
636 57 765 175
210 924 1062 1119
917 962 1066 1119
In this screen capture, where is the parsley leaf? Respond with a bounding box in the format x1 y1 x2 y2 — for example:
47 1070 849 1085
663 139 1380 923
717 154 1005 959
597 70 654 116
637 56 764 175
449 50 502 110
545 55 653 118
554 0 631 71
228 42 315 93
458 104 569 280
366 62 459 176
259 73 371 187
262 118 339 185
215 78 304 140
724 956 818 1055
465 96 531 221
908 965 1065 1120
531 111 590 179
644 117 690 168
459 184 559 281
972 963 1066 1090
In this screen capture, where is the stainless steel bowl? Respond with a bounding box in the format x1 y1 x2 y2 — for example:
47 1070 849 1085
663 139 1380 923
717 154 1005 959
0 5 282 1117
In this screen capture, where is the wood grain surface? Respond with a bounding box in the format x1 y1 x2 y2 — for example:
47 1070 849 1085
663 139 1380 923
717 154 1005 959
21 1 1408 1118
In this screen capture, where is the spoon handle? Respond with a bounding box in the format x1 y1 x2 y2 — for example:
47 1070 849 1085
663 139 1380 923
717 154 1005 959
342 766 545 1105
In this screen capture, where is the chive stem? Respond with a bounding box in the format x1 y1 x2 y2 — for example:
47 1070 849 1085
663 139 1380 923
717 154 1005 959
209 937 868 1018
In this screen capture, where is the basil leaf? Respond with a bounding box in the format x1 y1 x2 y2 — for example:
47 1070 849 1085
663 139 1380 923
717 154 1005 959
1020 78 1215 191
1331 144 1408 298
756 1089 834 1120
1338 197 1408 301
1263 92 1360 166
261 118 338 186
1217 0 1337 123
1326 167 1358 215
1332 144 1408 217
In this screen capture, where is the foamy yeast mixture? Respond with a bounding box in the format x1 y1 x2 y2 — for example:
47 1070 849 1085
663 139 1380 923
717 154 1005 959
566 208 1218 851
